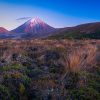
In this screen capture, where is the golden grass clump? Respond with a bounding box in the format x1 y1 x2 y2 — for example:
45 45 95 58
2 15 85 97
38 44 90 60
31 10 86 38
62 44 97 73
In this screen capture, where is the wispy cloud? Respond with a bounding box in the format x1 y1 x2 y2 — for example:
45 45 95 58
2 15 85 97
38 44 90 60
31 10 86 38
16 17 31 21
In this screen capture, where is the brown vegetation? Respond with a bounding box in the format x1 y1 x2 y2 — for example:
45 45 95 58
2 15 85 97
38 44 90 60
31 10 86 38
0 39 100 100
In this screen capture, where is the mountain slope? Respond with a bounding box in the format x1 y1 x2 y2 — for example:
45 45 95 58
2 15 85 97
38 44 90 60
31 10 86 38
12 18 56 38
0 27 9 33
49 22 100 39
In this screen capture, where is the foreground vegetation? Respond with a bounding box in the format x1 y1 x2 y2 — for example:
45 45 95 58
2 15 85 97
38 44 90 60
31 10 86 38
0 39 100 100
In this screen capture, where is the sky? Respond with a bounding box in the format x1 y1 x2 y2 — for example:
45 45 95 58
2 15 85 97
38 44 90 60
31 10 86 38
0 0 100 30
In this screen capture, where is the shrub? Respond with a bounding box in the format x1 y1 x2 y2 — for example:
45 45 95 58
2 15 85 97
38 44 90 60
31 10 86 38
69 87 100 100
44 50 60 62
19 83 25 94
0 63 22 71
0 85 10 99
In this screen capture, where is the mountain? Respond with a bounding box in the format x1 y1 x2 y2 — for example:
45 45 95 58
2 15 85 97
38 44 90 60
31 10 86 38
12 18 56 38
49 22 100 39
1 20 100 39
0 27 9 33
0 27 12 39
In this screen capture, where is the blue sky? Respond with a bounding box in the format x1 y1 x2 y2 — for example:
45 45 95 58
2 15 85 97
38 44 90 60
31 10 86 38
0 0 100 30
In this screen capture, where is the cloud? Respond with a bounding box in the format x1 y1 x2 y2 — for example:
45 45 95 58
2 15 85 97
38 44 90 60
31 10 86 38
16 17 31 21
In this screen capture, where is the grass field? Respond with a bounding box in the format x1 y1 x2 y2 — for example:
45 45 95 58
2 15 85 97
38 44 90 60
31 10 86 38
0 39 100 100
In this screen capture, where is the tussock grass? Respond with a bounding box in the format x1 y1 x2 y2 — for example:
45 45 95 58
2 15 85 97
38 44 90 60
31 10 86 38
62 44 97 73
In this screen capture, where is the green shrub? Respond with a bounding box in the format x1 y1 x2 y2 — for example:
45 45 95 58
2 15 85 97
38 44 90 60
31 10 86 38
19 83 25 94
0 85 10 99
0 63 22 71
69 87 100 100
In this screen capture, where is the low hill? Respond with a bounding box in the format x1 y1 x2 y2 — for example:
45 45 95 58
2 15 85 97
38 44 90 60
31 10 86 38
49 22 100 39
0 27 9 33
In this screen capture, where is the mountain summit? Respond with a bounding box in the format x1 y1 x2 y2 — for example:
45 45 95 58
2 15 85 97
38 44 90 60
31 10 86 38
12 18 56 38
